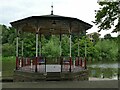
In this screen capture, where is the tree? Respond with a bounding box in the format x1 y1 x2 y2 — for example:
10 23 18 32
1 25 17 57
2 43 15 57
94 1 119 62
117 35 120 61
94 1 120 32
104 33 112 39
95 39 118 61
23 32 36 57
61 35 70 56
72 35 97 61
92 32 100 44
42 35 60 57
2 25 9 44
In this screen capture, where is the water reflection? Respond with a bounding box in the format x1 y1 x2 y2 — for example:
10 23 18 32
88 63 119 68
88 63 119 80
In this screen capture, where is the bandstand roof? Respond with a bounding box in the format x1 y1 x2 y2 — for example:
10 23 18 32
10 14 92 34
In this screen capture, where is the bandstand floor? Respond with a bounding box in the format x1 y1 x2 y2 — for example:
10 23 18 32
17 65 85 73
13 65 88 81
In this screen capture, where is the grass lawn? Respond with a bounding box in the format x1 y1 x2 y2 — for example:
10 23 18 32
2 56 16 79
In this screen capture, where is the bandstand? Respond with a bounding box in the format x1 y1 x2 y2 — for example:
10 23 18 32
10 7 92 81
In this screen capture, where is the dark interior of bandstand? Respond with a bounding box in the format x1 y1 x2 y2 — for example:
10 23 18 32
10 11 92 81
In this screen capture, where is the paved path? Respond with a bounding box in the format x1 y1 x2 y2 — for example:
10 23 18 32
2 80 119 88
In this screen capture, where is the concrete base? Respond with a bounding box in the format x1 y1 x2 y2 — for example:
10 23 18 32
13 70 88 82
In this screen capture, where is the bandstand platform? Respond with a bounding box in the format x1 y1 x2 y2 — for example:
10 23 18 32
10 6 92 81
13 57 88 81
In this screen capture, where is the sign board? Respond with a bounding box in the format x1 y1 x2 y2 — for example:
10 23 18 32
46 65 61 72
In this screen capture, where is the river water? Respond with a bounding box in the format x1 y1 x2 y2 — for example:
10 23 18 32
88 62 119 80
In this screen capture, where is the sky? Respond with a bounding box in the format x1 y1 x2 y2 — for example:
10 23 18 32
0 0 118 37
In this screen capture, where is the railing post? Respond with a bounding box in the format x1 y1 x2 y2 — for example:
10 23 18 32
21 38 24 67
80 57 82 67
45 57 46 72
73 58 75 68
84 57 87 69
69 57 72 72
20 59 22 68
78 57 79 66
16 30 19 70
60 57 63 72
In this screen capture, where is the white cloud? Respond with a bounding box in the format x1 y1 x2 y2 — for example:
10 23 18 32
0 0 99 26
0 0 118 37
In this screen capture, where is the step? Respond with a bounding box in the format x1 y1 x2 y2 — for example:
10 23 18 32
47 72 60 76
46 72 61 81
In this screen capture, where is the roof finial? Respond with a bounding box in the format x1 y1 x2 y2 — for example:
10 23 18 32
51 3 53 15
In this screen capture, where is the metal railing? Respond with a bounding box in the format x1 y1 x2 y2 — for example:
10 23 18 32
16 56 87 73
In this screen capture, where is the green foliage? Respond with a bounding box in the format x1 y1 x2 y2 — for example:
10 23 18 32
2 56 16 77
117 35 120 61
2 25 16 57
104 34 112 39
2 43 15 57
2 25 16 44
42 35 60 57
2 25 10 44
94 2 120 32
95 39 118 61
1 24 118 62
22 32 36 57
92 33 100 44
61 35 70 56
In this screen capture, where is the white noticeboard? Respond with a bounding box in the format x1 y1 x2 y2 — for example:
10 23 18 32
46 65 61 72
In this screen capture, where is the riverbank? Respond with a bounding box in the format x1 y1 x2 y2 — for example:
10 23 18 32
89 77 118 81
